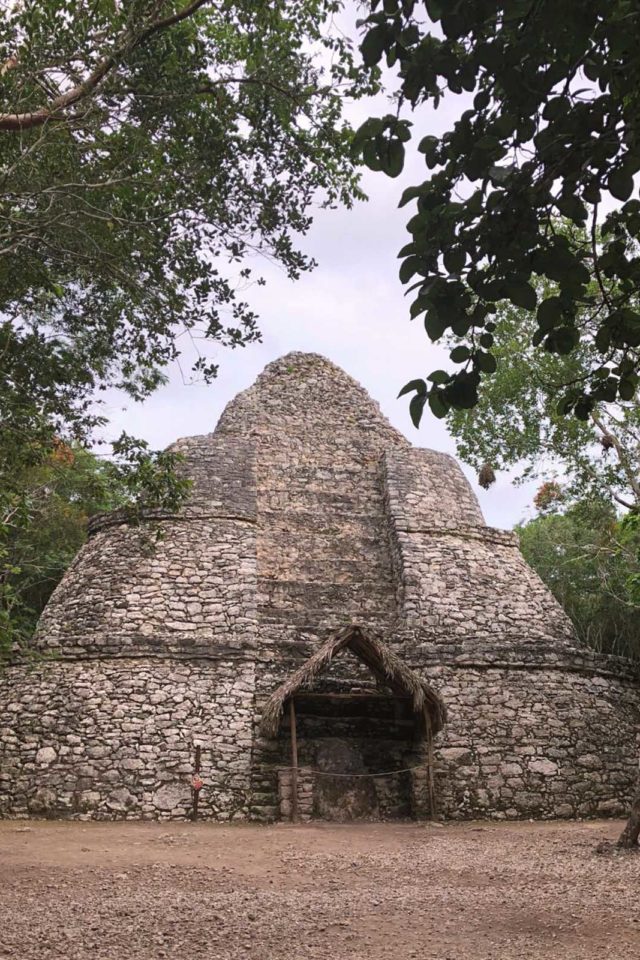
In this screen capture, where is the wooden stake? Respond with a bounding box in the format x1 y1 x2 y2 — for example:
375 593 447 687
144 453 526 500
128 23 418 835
192 744 202 822
289 698 299 823
425 714 436 819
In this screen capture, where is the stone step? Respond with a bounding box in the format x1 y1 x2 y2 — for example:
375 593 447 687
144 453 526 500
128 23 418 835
257 557 397 584
257 578 398 609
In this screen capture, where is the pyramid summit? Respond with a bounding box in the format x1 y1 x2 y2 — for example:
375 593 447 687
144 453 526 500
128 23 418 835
1 352 639 822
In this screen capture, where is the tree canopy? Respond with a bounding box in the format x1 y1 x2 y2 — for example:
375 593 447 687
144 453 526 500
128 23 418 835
518 497 640 660
0 445 129 655
355 1 640 424
1 0 364 451
444 271 640 510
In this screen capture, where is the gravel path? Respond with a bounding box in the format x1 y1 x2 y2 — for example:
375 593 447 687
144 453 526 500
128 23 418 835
1 819 638 959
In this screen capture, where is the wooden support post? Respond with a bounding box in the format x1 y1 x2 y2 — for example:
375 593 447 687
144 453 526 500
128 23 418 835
289 698 299 823
426 714 436 819
192 744 202 822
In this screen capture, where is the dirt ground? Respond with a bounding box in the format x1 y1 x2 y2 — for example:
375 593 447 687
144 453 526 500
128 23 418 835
1 819 639 960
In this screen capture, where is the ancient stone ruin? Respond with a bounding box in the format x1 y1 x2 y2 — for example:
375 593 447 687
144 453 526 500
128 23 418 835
1 352 639 821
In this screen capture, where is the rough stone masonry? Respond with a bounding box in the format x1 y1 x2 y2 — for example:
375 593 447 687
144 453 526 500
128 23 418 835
1 352 639 821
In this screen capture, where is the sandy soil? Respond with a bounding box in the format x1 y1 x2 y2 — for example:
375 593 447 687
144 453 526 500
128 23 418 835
0 819 638 960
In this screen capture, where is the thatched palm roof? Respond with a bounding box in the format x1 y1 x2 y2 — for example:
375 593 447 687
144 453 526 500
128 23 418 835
260 625 447 739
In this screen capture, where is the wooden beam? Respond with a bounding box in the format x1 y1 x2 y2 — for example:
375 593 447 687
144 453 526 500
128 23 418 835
192 744 202 822
425 713 436 819
289 697 299 823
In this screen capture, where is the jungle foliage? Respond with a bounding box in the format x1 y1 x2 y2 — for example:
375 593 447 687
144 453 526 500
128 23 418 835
518 497 640 659
355 1 640 424
1 445 129 655
444 270 640 510
1 0 364 448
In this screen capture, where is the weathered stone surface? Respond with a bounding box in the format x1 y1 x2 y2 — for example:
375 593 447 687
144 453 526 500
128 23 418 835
1 352 639 822
529 759 558 777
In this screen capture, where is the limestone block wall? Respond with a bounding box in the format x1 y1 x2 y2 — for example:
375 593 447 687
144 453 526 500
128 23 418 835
384 448 484 529
277 767 314 821
216 354 408 634
250 647 640 823
0 659 255 820
33 431 259 659
34 518 257 658
169 435 256 517
427 665 640 820
383 449 576 648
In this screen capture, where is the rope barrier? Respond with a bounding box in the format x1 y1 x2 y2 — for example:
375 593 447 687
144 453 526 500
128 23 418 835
278 764 426 779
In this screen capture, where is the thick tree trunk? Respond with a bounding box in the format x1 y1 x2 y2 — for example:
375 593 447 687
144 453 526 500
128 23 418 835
617 791 640 848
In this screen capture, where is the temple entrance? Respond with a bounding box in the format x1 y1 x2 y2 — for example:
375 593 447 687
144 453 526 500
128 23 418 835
285 692 422 821
261 625 446 823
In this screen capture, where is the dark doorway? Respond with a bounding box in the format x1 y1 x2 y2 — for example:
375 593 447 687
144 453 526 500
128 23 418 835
282 692 423 821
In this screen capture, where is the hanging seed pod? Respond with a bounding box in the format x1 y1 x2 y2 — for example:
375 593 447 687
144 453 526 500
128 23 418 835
478 463 496 489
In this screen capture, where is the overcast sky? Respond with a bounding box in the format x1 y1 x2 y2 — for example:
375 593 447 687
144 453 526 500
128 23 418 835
103 14 539 532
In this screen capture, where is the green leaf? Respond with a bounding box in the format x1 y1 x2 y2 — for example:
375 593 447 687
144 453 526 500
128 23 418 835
398 242 418 258
475 350 497 373
425 0 443 20
428 391 448 418
556 395 574 416
428 370 450 385
443 248 466 273
417 135 438 155
398 379 427 398
490 114 517 138
582 181 601 205
608 168 634 202
574 399 592 421
353 117 385 146
410 295 430 319
424 311 448 341
446 378 478 409
409 393 426 427
545 326 579 355
505 280 537 310
399 256 423 284
451 316 472 336
537 296 563 330
542 96 570 121
361 26 387 67
555 195 588 224
399 184 423 207
380 139 405 178
619 378 636 401
475 135 501 153
594 326 611 352
362 139 382 171
450 345 470 363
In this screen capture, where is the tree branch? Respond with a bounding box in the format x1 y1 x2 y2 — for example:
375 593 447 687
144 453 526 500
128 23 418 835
0 0 213 132
590 410 640 506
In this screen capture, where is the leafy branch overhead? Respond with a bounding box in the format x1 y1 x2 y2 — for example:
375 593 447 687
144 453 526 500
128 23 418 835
443 276 640 511
1 0 367 447
355 1 640 424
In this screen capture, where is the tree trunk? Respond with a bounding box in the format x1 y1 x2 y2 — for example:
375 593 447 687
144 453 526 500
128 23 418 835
617 791 640 848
